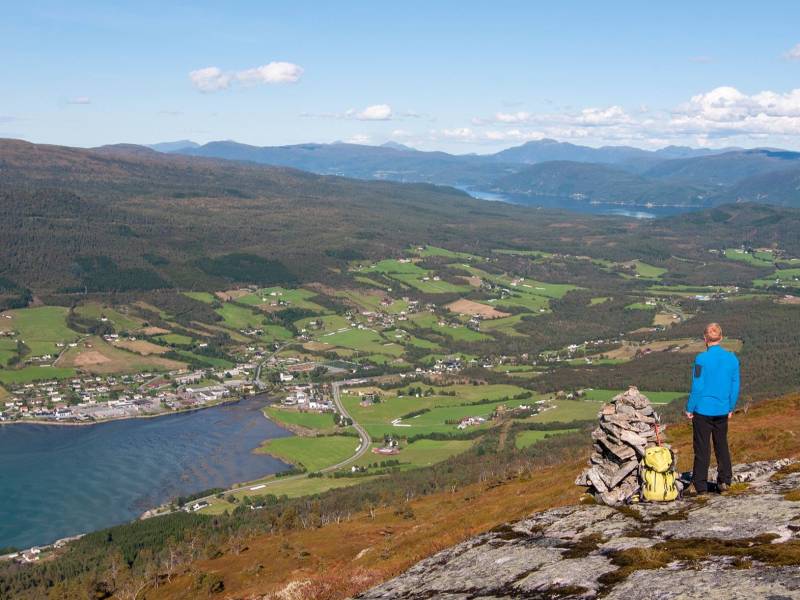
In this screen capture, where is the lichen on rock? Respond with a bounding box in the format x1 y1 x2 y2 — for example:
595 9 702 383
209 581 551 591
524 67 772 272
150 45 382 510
356 459 800 600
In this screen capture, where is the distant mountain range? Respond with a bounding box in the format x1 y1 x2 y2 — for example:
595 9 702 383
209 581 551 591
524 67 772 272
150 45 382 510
150 138 800 208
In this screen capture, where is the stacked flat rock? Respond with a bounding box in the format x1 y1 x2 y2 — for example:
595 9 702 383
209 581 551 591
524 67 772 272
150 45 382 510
575 386 661 505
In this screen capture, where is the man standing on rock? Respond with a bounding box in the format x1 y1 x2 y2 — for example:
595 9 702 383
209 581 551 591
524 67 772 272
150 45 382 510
685 322 740 494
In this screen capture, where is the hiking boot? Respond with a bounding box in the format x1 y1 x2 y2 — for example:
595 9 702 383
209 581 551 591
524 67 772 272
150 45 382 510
718 482 730 493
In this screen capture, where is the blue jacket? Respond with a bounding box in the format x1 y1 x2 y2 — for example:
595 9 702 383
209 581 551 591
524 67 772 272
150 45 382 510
687 344 740 416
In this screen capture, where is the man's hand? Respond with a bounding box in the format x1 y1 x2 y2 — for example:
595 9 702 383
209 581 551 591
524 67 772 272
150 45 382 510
728 412 732 419
685 411 693 420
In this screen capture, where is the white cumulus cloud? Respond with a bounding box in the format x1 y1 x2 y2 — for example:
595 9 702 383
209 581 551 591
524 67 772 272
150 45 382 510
356 104 393 121
785 43 800 61
190 62 303 92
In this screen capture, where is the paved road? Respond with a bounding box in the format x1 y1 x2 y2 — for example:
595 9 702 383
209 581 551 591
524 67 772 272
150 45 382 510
177 378 374 511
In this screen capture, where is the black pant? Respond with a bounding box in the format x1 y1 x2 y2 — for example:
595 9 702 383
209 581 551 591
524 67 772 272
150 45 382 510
692 413 732 492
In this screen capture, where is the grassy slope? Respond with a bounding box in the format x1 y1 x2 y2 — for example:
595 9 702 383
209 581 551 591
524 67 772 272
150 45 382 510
153 392 800 600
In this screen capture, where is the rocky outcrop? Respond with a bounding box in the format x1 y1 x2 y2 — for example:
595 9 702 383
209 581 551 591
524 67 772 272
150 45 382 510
356 459 800 599
575 387 666 505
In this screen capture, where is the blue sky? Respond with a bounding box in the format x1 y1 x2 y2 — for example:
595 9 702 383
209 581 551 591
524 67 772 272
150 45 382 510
3 1 800 152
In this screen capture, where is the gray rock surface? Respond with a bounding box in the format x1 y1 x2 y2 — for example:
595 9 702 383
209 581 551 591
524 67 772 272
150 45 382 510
356 459 800 600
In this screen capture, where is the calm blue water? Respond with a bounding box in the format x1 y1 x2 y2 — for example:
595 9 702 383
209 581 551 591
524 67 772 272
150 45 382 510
465 188 702 219
0 396 291 550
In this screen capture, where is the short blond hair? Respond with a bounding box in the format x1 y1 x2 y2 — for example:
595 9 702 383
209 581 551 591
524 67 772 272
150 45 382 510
704 322 723 342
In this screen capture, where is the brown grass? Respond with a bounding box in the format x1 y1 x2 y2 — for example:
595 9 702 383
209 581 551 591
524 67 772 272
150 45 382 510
445 298 510 319
139 326 170 336
150 392 800 600
215 289 251 301
57 336 186 374
113 339 168 355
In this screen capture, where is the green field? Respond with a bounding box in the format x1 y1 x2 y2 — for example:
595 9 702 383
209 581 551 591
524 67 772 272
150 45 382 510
155 333 194 346
631 261 667 279
355 438 473 470
415 245 476 260
0 307 79 357
343 383 533 439
238 287 328 313
515 429 577 449
625 302 656 310
364 259 470 294
0 338 17 366
754 268 800 288
264 406 337 431
480 314 526 337
257 434 358 472
295 314 350 334
319 328 404 356
409 312 490 342
215 303 265 330
581 389 686 404
724 248 775 267
74 303 144 332
0 365 77 385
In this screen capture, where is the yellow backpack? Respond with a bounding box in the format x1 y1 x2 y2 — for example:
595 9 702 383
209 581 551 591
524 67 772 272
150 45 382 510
640 446 678 502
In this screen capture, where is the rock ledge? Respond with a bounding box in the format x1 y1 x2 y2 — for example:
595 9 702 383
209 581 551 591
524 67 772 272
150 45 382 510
356 459 800 600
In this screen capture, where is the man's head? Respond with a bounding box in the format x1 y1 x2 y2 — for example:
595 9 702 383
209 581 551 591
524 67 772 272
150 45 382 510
704 322 723 345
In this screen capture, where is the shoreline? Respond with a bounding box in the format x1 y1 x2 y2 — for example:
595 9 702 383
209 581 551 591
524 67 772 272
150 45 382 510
2 393 292 552
0 395 263 428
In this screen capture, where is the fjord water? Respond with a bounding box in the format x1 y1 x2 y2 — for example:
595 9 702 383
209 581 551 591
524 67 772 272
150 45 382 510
0 397 291 550
467 189 700 219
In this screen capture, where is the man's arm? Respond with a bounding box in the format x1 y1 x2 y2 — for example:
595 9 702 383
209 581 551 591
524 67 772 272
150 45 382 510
729 355 740 413
687 358 704 415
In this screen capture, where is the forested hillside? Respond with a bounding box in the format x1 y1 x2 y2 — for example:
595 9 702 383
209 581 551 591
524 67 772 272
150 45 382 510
3 139 800 295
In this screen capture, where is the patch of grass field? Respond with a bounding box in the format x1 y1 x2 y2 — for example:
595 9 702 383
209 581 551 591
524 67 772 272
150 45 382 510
295 314 350 334
626 302 657 310
216 303 265 330
492 248 553 258
335 289 384 312
479 314 526 336
364 259 470 294
264 406 337 432
632 260 667 279
58 336 187 374
182 291 216 304
0 338 17 366
590 296 611 305
257 435 358 472
74 303 144 332
530 399 603 423
353 275 389 289
155 333 194 346
344 383 533 439
408 312 491 342
319 328 404 356
355 438 473 470
261 324 294 343
581 389 686 404
199 475 372 514
415 245 476 260
239 287 328 313
754 268 800 288
724 248 775 267
0 365 77 385
0 307 79 357
515 429 577 449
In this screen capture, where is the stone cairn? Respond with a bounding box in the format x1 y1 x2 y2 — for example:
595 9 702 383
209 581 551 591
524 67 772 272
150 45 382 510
575 386 663 505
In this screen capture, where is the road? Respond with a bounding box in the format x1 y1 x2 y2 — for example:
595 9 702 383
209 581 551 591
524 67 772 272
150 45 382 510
175 377 374 512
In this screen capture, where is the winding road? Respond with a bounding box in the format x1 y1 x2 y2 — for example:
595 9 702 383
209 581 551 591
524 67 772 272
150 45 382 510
174 378 374 512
